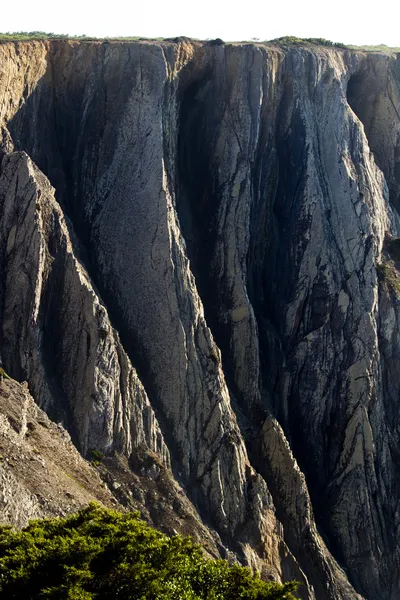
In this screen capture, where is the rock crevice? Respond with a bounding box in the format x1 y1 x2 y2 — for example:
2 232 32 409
1 40 400 599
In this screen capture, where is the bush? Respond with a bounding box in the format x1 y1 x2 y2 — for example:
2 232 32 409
269 36 347 49
0 504 299 599
0 368 10 379
377 261 400 295
88 449 104 464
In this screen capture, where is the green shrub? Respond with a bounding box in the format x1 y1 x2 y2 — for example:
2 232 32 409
0 504 299 599
0 368 10 379
377 261 400 295
0 32 166 42
0 31 71 41
269 36 347 49
347 44 400 53
88 449 104 464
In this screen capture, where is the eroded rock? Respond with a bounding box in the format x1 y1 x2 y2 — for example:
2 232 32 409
0 39 400 599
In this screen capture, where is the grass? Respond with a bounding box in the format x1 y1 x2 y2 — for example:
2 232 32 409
0 368 10 379
0 31 166 42
348 44 400 53
266 38 400 52
377 261 400 295
268 36 348 48
60 468 90 492
0 32 398 53
0 32 90 41
89 448 104 466
1 33 344 46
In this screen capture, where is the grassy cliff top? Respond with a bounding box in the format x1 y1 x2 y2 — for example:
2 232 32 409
0 32 399 53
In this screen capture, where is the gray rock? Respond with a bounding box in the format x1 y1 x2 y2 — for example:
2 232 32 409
0 39 400 599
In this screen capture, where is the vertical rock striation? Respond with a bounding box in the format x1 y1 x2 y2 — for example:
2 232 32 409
0 150 169 463
1 39 400 599
177 44 400 598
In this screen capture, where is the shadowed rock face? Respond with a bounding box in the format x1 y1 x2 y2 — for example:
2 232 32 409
1 39 400 599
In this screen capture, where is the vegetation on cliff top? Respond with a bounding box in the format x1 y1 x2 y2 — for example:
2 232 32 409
0 503 299 599
269 36 347 48
0 32 399 52
0 32 149 42
0 32 347 46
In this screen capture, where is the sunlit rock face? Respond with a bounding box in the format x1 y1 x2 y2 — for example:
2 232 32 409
1 39 400 599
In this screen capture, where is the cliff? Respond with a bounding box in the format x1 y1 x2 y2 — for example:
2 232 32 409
0 38 399 599
0 377 116 526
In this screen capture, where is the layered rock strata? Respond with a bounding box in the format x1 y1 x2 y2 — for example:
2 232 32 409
0 39 400 599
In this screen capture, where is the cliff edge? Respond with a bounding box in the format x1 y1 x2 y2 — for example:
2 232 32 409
0 39 399 599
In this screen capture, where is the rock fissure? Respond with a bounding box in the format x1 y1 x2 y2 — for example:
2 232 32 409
1 39 400 599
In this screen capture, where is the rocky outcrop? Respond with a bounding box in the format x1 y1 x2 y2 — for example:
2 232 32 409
0 376 117 527
0 138 305 594
0 151 169 464
0 376 226 556
0 39 400 599
346 52 400 212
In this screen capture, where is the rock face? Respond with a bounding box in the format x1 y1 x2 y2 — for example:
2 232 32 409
0 39 400 599
0 377 117 527
0 376 227 557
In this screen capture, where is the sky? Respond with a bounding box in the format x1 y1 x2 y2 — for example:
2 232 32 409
1 0 399 47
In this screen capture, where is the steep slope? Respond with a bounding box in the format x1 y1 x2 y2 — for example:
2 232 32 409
0 377 116 527
0 146 302 589
0 376 226 558
177 44 400 598
0 151 169 463
0 39 399 599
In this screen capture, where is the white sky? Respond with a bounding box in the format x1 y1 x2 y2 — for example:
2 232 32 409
1 0 399 47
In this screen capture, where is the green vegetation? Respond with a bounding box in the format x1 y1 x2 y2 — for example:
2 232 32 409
0 504 299 599
348 44 400 53
89 448 104 466
0 368 10 379
268 36 348 49
377 262 400 295
0 32 398 52
264 38 400 52
0 31 89 41
0 32 165 42
377 237 400 295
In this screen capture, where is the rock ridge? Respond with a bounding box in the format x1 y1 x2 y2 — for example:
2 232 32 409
0 39 400 599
